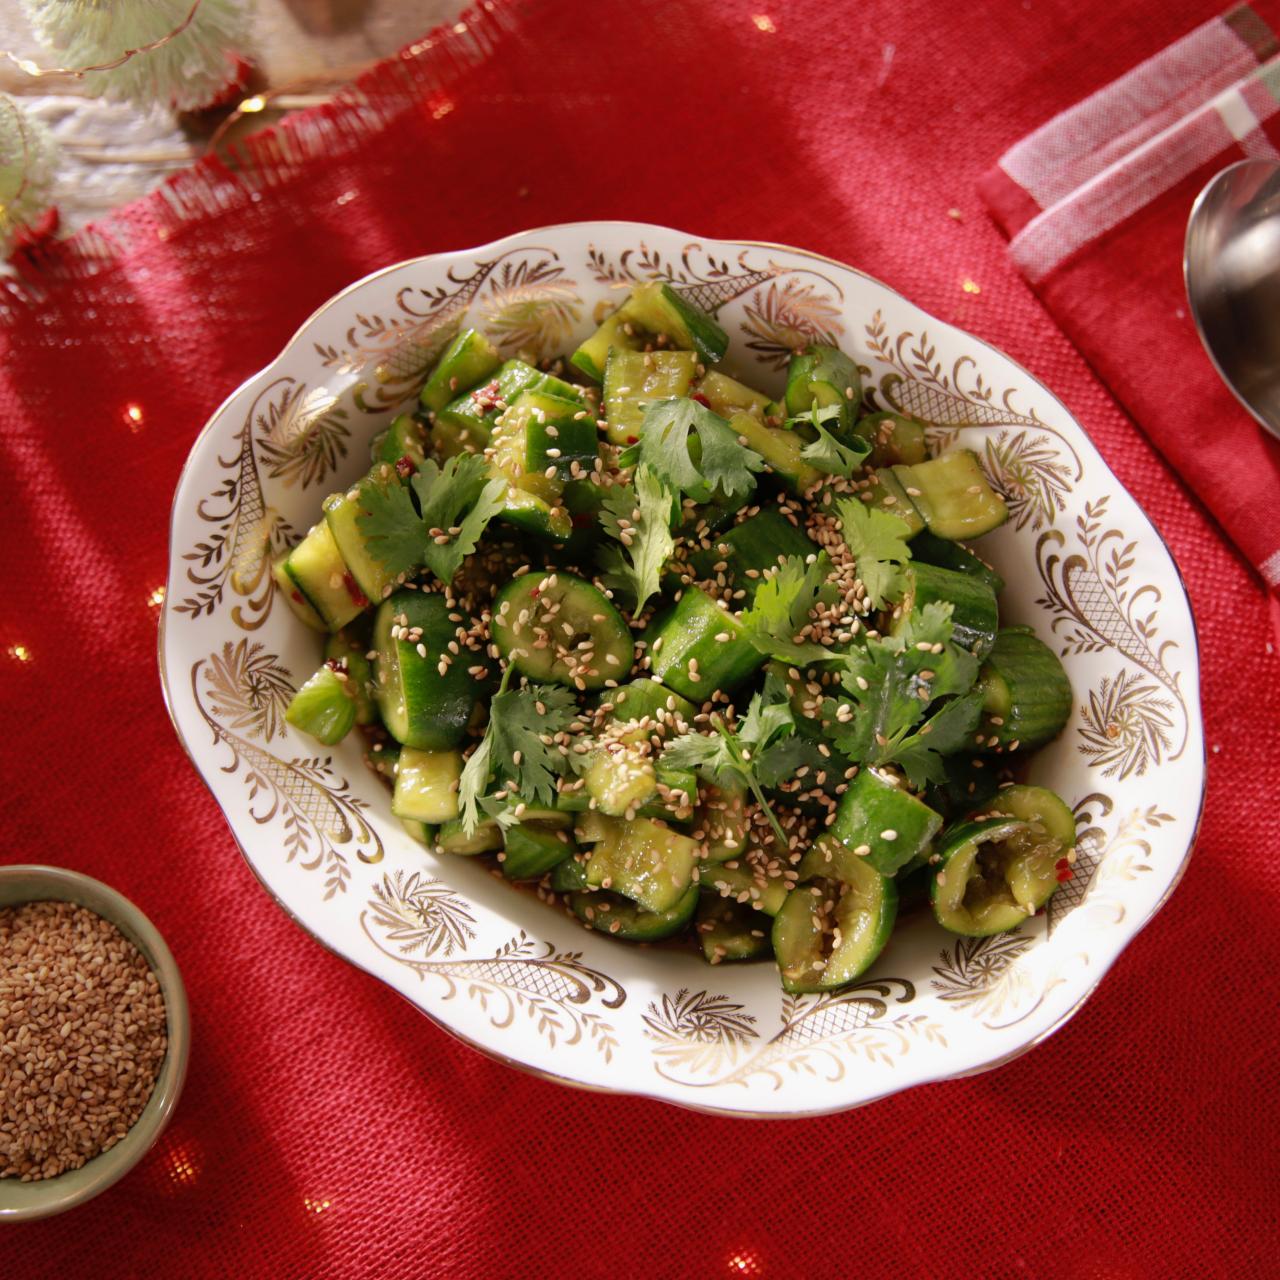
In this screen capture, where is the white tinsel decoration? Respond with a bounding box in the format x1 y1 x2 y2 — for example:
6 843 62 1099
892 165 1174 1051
0 94 59 256
22 0 251 113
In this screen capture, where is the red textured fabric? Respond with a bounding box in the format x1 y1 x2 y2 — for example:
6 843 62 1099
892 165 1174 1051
2 2 1276 1276
978 0 1280 601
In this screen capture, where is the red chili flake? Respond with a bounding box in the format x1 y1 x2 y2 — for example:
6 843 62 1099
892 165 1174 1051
1055 857 1071 870
291 590 306 605
690 393 711 408
1055 868 1073 882
530 588 541 599
625 435 639 444
394 454 417 479
343 573 369 607
324 658 346 674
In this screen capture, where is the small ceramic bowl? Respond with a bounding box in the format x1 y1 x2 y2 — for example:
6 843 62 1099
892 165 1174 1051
0 865 190 1221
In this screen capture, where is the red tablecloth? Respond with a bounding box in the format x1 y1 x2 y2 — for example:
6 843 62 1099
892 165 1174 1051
2 1 1276 1275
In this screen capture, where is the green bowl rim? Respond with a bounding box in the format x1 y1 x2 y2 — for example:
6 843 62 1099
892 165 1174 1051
0 864 190 1221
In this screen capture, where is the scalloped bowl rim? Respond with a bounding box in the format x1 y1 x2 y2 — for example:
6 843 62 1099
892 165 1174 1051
159 221 1204 1117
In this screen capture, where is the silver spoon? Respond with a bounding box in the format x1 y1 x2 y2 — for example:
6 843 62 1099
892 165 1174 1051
1185 157 1280 441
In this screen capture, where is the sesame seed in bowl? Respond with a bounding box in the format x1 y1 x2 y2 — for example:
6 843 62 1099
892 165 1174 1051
0 866 189 1221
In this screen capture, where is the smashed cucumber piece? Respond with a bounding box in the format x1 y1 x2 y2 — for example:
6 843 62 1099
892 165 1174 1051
893 450 1008 540
643 586 764 701
419 328 502 415
772 866 898 994
974 629 1073 753
392 747 462 824
571 884 699 942
491 572 634 691
854 410 928 467
891 561 998 660
696 894 772 963
784 343 863 432
821 768 943 877
285 664 359 745
323 631 376 725
603 348 698 445
581 814 697 914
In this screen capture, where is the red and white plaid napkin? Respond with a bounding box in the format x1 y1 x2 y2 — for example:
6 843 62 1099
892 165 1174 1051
981 1 1280 606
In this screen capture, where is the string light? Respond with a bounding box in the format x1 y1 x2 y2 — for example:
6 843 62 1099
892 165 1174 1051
961 278 982 294
124 402 144 430
727 1249 763 1276
148 586 166 608
303 1196 332 1214
752 15 776 32
7 644 31 662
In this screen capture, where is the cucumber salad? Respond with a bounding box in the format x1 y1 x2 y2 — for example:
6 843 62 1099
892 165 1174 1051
274 280 1076 992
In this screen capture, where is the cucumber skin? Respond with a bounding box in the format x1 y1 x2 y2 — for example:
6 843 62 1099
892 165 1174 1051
570 884 699 942
285 666 358 745
687 509 817 606
419 328 502 414
697 894 772 963
644 587 764 701
929 817 1041 937
374 591 491 750
893 450 1008 541
894 561 998 660
975 630 1072 752
501 825 574 880
824 768 943 877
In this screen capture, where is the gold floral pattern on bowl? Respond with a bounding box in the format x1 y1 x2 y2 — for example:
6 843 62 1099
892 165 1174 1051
160 223 1204 1117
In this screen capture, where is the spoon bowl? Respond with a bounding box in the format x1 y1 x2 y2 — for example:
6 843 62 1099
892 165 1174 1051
1185 157 1280 441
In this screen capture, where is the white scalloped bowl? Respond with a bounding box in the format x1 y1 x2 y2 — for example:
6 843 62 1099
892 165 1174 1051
160 223 1203 1116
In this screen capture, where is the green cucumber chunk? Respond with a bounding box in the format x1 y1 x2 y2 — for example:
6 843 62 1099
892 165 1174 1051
931 815 1064 935
392 747 462 824
582 726 656 817
695 370 778 421
686 509 817 606
728 411 822 496
419 328 502 414
984 784 1077 848
491 389 597 496
603 348 698 445
892 561 998 660
400 819 434 845
364 738 401 783
697 894 772 963
323 461 412 604
491 572 634 690
273 552 326 631
438 817 502 855
698 856 790 915
854 411 928 467
894 450 1008 540
975 629 1072 752
602 677 697 726
910 530 1005 595
496 487 573 543
697 783 748 864
644 586 764 701
784 344 862 430
861 468 925 537
583 814 697 913
433 359 549 456
323 631 376 725
570 311 644 382
550 854 591 892
373 591 490 749
617 281 729 365
923 752 1001 821
819 767 943 877
772 868 897 994
571 884 698 941
501 824 575 880
370 413 428 468
285 664 358 745
281 522 368 632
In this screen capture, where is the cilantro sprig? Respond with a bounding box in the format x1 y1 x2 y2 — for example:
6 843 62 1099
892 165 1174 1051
357 453 505 586
597 465 677 615
825 601 981 787
791 405 871 478
458 666 578 834
738 552 842 664
622 398 764 500
835 495 912 609
661 672 805 845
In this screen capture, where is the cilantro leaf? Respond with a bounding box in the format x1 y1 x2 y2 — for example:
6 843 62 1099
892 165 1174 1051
413 454 506 585
625 398 764 500
597 465 677 615
892 690 984 789
661 672 798 844
355 477 425 579
458 669 578 834
739 553 841 663
826 601 980 780
835 495 912 609
792 405 871 478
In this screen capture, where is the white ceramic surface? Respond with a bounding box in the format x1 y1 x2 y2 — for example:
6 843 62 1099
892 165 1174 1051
160 222 1204 1116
